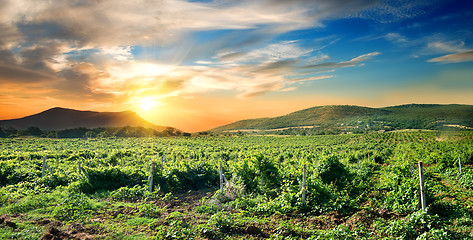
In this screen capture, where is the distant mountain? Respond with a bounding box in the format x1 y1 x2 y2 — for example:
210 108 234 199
211 104 473 133
0 107 171 131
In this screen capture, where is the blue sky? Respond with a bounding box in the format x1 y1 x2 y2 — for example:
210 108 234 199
0 0 473 131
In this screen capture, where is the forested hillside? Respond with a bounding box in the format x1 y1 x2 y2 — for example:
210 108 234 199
212 104 473 134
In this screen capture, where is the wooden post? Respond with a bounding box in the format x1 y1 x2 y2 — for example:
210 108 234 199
78 159 82 179
161 154 165 173
42 156 46 178
45 163 53 176
357 154 360 170
302 164 307 205
223 174 228 185
149 162 154 192
219 162 223 192
418 161 426 210
120 152 124 167
458 157 462 174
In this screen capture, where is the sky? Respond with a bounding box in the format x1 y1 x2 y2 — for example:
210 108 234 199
1 0 473 132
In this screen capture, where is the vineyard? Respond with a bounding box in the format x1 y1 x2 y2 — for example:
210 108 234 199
1 131 473 239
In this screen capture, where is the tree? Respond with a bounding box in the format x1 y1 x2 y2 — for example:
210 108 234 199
26 127 42 136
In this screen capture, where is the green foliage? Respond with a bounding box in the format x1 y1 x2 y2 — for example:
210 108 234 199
50 193 93 221
378 162 419 213
78 166 146 193
195 202 219 214
201 212 234 239
5 192 53 214
156 162 218 193
381 210 441 239
0 161 15 186
1 133 473 239
233 158 259 192
315 155 351 189
110 185 149 201
37 173 71 189
459 170 473 189
254 154 281 193
0 160 37 186
154 211 195 239
137 203 165 218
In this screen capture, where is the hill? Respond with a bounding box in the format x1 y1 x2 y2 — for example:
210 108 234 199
0 107 170 131
211 104 473 133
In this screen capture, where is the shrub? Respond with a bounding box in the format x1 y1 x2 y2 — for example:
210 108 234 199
382 210 440 239
137 203 165 218
50 193 93 221
315 155 351 189
201 212 234 239
78 166 146 193
459 170 473 189
110 185 148 201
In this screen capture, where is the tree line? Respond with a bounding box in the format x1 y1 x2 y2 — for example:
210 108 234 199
0 126 190 138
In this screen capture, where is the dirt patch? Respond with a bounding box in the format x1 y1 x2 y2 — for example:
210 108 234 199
0 214 17 229
40 223 100 240
41 227 66 240
345 210 375 227
35 218 62 227
327 211 344 224
246 225 262 235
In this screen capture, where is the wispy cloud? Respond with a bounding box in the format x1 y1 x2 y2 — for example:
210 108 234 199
0 0 417 105
302 52 381 69
426 39 473 63
428 51 473 63
427 40 470 54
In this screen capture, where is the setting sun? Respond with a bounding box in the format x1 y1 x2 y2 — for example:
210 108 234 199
140 97 156 111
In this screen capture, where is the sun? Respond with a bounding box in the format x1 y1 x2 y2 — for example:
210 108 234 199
140 97 156 111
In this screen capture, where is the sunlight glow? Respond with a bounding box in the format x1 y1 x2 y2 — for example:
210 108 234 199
140 97 156 111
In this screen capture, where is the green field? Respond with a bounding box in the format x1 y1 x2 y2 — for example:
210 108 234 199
1 132 473 239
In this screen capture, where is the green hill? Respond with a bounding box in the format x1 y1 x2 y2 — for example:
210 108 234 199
211 104 473 133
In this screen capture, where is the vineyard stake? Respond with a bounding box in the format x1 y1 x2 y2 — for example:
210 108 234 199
42 156 46 178
418 161 426 210
42 157 53 176
219 162 224 192
357 154 360 170
302 164 307 205
46 163 53 176
161 154 165 173
78 159 82 179
149 162 154 192
458 157 462 174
